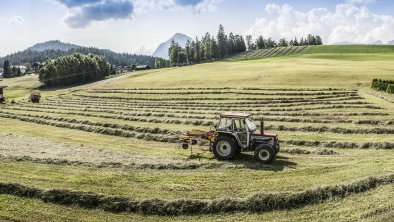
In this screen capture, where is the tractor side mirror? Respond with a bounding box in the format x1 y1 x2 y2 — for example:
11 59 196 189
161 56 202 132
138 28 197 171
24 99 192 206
260 119 264 135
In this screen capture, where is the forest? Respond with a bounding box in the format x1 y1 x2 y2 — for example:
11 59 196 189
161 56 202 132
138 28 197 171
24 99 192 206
39 53 111 87
164 25 323 67
0 47 156 68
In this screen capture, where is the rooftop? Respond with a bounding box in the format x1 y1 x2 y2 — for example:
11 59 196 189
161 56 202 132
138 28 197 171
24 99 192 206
220 112 251 118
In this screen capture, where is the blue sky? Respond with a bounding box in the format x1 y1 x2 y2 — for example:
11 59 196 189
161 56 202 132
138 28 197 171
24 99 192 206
0 0 393 56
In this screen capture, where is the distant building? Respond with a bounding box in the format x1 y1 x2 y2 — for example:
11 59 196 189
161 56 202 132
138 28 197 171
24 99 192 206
135 65 151 71
12 65 27 75
32 62 42 72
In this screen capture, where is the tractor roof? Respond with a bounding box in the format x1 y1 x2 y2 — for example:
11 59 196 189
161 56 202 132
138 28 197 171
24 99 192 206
220 112 251 118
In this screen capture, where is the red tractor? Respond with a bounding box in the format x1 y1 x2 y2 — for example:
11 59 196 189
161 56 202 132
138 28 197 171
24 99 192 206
30 91 41 103
180 112 280 164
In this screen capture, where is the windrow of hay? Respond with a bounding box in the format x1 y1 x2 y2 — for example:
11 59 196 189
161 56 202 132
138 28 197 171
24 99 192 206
280 148 339 155
73 93 359 102
37 100 387 112
44 99 370 108
0 112 179 143
14 103 390 117
0 174 392 215
2 110 392 135
89 87 352 91
8 106 392 126
266 125 394 134
87 90 357 96
0 155 240 170
283 140 394 149
51 94 364 105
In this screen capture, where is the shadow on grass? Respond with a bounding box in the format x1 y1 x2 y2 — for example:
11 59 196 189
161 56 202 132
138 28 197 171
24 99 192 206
186 152 297 171
230 153 297 171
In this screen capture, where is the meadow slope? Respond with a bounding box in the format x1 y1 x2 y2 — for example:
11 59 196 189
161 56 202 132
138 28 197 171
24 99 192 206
0 45 393 221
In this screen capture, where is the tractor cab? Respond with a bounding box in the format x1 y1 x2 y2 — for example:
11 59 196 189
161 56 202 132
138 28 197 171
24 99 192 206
217 112 255 148
213 112 280 163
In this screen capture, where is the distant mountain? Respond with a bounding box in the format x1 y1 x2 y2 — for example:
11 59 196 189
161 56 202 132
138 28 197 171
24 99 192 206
387 40 394 45
153 33 193 59
372 40 383 45
28 40 81 52
334 41 357 45
0 40 157 67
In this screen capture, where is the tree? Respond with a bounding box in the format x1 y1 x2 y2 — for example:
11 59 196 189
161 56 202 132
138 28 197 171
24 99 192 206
16 68 22 77
2 60 11 78
293 37 299 46
168 39 181 66
315 36 323 45
185 40 192 64
278 38 288 47
217 24 228 58
246 35 253 51
256 36 265 49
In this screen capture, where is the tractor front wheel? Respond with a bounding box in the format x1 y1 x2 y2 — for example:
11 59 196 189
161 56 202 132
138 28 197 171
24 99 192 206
212 135 238 160
254 144 275 164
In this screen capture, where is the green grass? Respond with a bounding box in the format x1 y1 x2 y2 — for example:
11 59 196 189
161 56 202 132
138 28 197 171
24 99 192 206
0 45 393 221
0 184 393 222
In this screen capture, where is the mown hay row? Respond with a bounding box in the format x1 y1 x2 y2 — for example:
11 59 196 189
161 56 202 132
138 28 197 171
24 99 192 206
1 110 392 135
266 125 394 134
284 140 394 149
52 94 365 105
73 93 359 102
0 174 392 215
16 102 390 117
0 112 180 143
7 106 393 126
0 155 238 170
87 90 357 96
280 148 339 155
89 87 353 92
45 98 369 108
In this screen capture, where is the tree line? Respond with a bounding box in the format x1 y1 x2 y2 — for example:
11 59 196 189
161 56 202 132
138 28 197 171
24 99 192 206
165 25 247 67
162 26 323 67
0 47 156 68
39 53 112 87
246 34 323 50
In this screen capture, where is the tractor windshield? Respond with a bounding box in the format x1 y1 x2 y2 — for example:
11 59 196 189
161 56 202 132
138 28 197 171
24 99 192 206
245 118 256 132
218 118 233 131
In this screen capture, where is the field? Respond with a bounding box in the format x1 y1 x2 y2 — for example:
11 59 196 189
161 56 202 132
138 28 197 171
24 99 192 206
0 45 393 221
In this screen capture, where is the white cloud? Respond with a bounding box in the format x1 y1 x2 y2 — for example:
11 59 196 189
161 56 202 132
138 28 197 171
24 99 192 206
131 0 221 14
193 0 223 13
7 16 24 25
346 0 376 4
245 3 394 44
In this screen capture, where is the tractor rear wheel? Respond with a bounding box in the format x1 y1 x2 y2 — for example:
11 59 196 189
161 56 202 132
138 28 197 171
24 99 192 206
254 144 275 164
212 135 238 160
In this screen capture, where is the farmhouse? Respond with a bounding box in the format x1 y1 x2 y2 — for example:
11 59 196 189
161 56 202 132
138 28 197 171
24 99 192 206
12 65 27 75
32 62 42 72
135 65 151 71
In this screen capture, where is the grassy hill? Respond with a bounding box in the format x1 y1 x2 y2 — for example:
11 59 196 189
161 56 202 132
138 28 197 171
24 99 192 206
227 44 394 62
0 45 393 221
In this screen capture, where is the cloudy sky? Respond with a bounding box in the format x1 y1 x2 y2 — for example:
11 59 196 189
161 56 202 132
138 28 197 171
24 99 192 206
0 0 393 56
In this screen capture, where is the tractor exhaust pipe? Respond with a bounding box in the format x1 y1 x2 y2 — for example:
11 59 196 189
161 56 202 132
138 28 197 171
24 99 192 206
260 118 264 135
